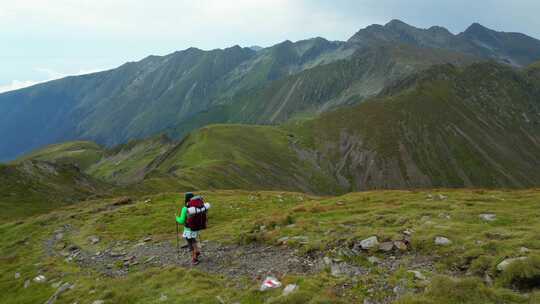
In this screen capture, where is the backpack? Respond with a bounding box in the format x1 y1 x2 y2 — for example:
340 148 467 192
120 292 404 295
186 196 207 231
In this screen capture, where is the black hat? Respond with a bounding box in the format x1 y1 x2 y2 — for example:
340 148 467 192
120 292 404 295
185 192 195 203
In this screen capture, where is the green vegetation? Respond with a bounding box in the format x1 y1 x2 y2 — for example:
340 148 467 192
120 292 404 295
2 189 540 303
14 141 105 170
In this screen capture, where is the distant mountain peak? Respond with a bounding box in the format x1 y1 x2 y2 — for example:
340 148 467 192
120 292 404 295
464 22 492 35
385 19 412 29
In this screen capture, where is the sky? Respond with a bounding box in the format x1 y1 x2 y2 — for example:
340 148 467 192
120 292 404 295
1 0 540 93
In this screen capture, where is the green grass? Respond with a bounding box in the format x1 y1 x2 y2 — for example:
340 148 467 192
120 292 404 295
14 141 105 170
2 188 540 303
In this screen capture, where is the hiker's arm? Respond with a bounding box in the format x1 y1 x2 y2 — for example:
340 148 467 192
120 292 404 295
176 207 187 224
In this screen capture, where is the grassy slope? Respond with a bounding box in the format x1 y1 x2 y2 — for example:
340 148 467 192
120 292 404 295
290 62 540 190
1 189 540 303
146 124 342 194
0 161 109 221
13 141 105 170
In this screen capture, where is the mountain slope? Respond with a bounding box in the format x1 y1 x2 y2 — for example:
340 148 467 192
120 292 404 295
0 160 109 220
348 20 540 67
2 20 539 162
294 62 540 190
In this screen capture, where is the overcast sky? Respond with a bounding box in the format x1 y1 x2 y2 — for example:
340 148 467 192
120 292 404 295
1 0 539 93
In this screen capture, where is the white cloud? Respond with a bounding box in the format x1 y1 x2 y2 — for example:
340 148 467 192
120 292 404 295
0 67 107 93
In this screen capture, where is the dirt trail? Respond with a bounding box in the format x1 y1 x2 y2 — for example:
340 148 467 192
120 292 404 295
45 225 324 279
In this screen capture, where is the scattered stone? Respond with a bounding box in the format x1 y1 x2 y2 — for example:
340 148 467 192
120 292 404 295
92 300 105 304
55 233 64 241
359 236 379 250
159 294 168 302
437 194 448 200
24 280 30 288
259 225 267 231
33 275 47 283
51 281 62 289
143 237 152 242
260 276 282 291
282 284 298 296
331 264 343 277
438 213 451 219
144 199 152 204
88 236 100 245
479 214 496 222
216 295 226 304
14 272 20 279
45 282 72 304
484 273 493 286
434 236 452 246
68 245 80 252
408 270 426 281
144 256 157 264
110 251 126 257
394 241 408 251
367 256 381 264
497 257 528 271
379 242 394 252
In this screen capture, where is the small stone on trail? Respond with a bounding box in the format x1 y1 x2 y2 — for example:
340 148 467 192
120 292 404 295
143 237 152 242
323 256 332 266
159 294 168 302
434 236 452 246
497 257 528 271
359 236 379 250
260 276 282 291
479 214 496 222
403 229 414 236
283 284 298 296
14 272 20 279
520 247 530 254
92 300 105 304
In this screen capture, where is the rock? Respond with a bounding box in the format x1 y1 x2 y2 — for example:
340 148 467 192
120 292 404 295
403 229 414 236
92 301 105 304
260 276 282 291
484 273 493 286
24 280 30 288
291 236 309 244
367 256 381 264
88 236 100 245
408 270 426 281
434 236 452 246
437 194 448 200
520 247 530 254
379 242 394 252
497 257 528 271
67 244 79 252
479 214 496 222
112 197 132 206
330 264 342 277
55 233 64 241
144 199 152 204
438 213 451 219
323 256 332 266
394 241 408 251
51 281 62 289
110 251 126 257
360 236 379 250
33 275 47 283
159 294 168 302
216 295 225 304
14 272 20 279
282 284 298 296
143 237 152 242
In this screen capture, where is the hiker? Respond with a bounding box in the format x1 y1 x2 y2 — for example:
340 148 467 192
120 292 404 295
176 192 211 265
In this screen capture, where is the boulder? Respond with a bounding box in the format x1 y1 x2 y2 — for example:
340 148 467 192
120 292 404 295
379 242 394 252
497 257 528 271
33 275 47 283
479 214 496 222
394 241 408 251
434 236 452 246
359 236 379 250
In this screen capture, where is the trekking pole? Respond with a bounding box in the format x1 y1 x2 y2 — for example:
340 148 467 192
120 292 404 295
176 221 180 256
